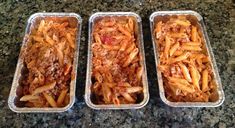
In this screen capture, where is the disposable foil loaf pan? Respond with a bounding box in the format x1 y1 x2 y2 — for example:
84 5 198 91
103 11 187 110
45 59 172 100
149 11 225 107
85 12 149 109
8 12 82 112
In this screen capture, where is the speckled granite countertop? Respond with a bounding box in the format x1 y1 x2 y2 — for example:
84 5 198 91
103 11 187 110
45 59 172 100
0 0 234 127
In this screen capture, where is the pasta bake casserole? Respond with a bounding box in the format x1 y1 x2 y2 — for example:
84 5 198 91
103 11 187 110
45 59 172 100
19 17 78 108
154 15 219 102
91 16 144 105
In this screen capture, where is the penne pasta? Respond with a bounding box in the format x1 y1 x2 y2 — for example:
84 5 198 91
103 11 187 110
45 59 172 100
64 94 70 106
66 33 75 49
64 63 72 76
136 66 144 81
202 69 209 92
156 21 162 33
128 18 134 32
102 83 112 103
43 92 57 108
164 36 172 59
183 42 201 46
112 95 120 105
181 45 202 51
123 48 139 67
57 89 68 106
173 50 184 56
120 82 132 87
155 21 163 38
42 24 50 36
189 64 201 90
38 20 45 33
45 35 55 45
158 65 169 72
174 19 191 26
191 26 197 42
126 86 143 93
120 40 128 51
168 77 190 86
94 72 103 83
55 43 64 65
190 53 206 59
20 95 40 101
178 63 192 82
125 43 136 54
100 27 116 33
102 44 120 50
121 92 135 103
170 52 190 63
117 24 132 38
94 33 102 44
124 22 131 33
33 36 44 43
169 33 188 38
169 82 195 93
169 42 180 57
32 82 56 95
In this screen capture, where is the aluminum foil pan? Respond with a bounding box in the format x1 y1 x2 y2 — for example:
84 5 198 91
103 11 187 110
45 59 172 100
150 10 225 107
85 12 149 109
8 13 82 112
